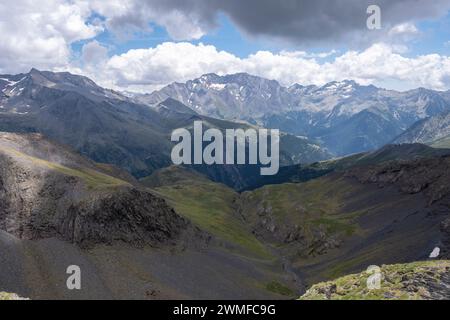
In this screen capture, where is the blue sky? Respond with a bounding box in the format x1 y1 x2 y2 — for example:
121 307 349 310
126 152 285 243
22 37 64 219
73 14 276 59
71 8 450 60
412 12 450 56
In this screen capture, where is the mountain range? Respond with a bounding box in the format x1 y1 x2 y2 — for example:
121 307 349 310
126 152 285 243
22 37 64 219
141 73 450 155
3 68 450 182
1 69 450 300
0 69 329 190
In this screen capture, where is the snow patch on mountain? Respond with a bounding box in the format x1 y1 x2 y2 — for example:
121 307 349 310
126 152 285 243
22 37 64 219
140 72 450 155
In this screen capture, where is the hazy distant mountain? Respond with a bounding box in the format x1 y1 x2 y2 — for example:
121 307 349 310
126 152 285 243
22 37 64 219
393 111 450 145
140 73 295 121
142 73 450 155
0 69 330 189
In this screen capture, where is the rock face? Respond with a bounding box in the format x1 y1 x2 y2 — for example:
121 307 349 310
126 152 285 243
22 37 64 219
299 260 450 300
0 132 197 248
52 188 193 248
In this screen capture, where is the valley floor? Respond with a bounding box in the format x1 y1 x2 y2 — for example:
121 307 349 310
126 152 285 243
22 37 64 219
0 231 294 300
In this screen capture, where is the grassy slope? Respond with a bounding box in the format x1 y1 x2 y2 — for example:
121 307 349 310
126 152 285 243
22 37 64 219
143 167 273 259
240 176 370 283
153 180 273 260
242 177 364 241
0 145 128 189
300 260 450 300
145 168 299 296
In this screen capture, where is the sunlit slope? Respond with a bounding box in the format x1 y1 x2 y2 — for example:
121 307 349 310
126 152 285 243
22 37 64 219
300 260 450 300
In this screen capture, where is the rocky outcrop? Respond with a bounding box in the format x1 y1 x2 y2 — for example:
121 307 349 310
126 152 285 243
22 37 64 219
53 187 194 248
300 260 450 300
0 132 202 248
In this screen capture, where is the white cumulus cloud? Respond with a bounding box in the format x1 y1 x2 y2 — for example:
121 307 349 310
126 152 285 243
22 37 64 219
0 0 102 73
81 42 450 92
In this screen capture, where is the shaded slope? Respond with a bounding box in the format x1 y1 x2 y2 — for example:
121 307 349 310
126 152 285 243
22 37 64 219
239 155 450 287
0 78 174 177
0 232 294 300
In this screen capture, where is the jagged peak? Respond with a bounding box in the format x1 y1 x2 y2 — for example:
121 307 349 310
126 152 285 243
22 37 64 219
29 67 42 74
320 79 358 89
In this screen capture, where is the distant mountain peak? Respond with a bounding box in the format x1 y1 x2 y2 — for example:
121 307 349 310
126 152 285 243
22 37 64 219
319 79 358 91
192 72 281 87
29 67 41 74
